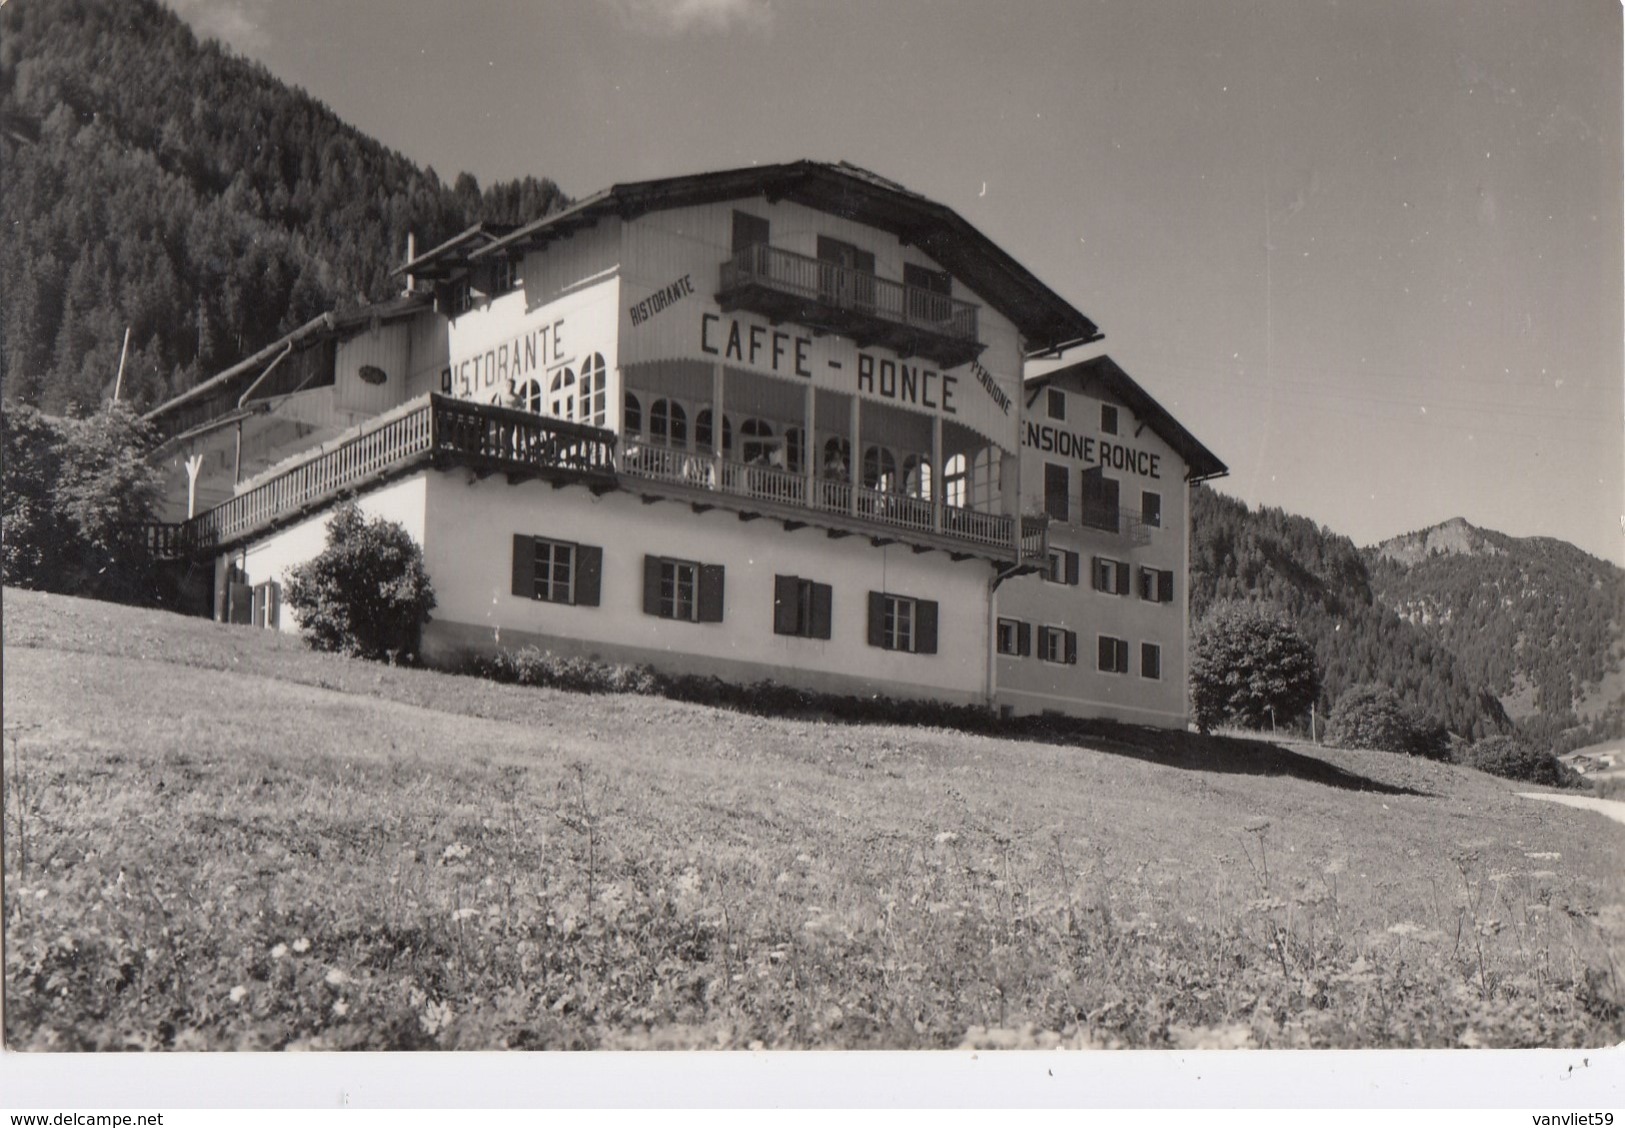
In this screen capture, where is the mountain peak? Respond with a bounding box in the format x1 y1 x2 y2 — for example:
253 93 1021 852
1374 518 1503 565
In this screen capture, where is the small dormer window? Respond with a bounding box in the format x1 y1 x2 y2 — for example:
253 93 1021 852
492 257 519 295
1047 388 1066 420
1101 404 1119 435
448 276 473 315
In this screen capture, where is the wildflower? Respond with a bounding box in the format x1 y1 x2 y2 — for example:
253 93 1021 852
332 1000 349 1018
933 831 958 846
325 969 348 986
440 842 472 864
270 943 289 959
292 937 311 953
229 985 248 1003
451 908 479 923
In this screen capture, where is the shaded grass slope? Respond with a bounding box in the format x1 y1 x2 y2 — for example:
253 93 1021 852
4 589 1621 1050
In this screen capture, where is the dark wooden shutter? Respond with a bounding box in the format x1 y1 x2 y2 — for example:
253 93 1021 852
698 564 726 622
267 582 280 629
1159 569 1174 604
1091 557 1106 592
512 535 535 598
1065 551 1080 586
1044 463 1069 522
1065 629 1078 665
1101 475 1120 524
1115 560 1131 595
1142 643 1161 679
773 574 800 635
732 211 769 255
575 545 602 607
1098 635 1113 671
915 599 938 655
1016 620 1032 657
642 555 663 616
227 583 252 624
810 582 833 640
1117 638 1130 672
867 591 887 648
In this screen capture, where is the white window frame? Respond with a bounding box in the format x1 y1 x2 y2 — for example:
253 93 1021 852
533 539 577 605
660 559 699 622
884 595 917 653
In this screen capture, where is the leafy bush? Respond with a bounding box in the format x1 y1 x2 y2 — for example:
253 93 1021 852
482 647 661 696
1 403 162 604
284 503 436 662
1325 684 1450 759
1189 602 1320 734
1462 735 1587 788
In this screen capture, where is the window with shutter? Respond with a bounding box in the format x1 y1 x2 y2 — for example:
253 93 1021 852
1141 643 1162 680
1158 569 1175 604
1044 463 1069 522
1046 387 1066 421
1115 560 1131 596
732 211 770 255
774 575 830 638
1017 620 1032 657
997 617 1022 656
1142 490 1162 528
1098 635 1129 673
869 592 929 652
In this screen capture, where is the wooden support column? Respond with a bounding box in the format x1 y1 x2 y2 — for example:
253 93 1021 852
803 382 816 506
931 415 943 534
848 393 861 517
711 361 725 487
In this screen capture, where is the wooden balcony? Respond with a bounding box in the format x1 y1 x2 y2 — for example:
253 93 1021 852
146 395 1043 565
619 441 1046 562
718 244 983 369
152 395 618 555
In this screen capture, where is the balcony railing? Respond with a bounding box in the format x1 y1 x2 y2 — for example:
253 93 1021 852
718 244 982 368
1080 504 1154 546
147 395 1039 564
619 441 1041 559
159 395 616 554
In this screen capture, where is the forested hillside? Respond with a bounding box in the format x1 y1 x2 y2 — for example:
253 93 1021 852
0 0 566 414
1190 487 1510 741
1367 518 1625 749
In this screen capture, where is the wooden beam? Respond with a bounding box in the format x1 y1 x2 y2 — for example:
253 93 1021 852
691 503 714 514
827 529 852 540
870 537 896 548
738 511 761 522
782 520 807 532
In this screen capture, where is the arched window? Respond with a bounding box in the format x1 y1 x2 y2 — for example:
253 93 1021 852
695 409 732 454
943 453 968 508
740 418 775 464
822 437 851 481
623 391 642 436
783 427 805 474
862 445 898 492
578 353 607 427
550 367 576 419
903 454 932 499
650 399 687 447
519 379 544 414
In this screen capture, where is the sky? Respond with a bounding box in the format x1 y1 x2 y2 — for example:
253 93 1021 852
171 0 1624 563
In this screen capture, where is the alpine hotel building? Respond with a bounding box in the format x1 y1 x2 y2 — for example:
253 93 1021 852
146 162 1226 727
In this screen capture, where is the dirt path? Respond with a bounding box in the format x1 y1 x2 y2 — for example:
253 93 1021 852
1518 791 1625 826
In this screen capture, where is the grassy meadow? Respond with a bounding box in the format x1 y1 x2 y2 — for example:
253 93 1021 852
4 588 1621 1050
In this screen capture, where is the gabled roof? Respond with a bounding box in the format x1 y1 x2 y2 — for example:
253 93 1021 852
143 295 431 434
395 160 1103 356
1027 355 1228 483
397 222 518 282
